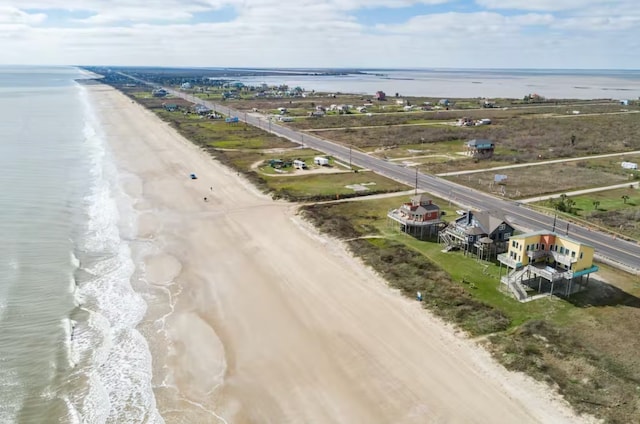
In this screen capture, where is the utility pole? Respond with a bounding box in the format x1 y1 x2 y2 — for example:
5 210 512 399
552 213 557 232
414 166 418 195
566 222 570 236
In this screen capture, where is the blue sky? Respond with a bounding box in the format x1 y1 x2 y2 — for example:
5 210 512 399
1 0 639 68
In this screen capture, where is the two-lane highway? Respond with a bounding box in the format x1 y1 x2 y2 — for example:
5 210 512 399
122 74 640 273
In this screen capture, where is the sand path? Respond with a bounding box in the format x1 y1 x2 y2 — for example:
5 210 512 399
88 85 586 424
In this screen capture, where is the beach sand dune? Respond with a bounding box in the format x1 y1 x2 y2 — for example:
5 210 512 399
89 85 586 424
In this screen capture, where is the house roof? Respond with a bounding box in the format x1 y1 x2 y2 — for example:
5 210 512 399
473 210 511 234
455 210 512 235
509 230 593 248
467 139 494 147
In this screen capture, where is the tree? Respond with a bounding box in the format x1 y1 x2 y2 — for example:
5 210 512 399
622 195 630 204
592 200 600 210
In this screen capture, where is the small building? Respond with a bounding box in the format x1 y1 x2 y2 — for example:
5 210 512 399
439 210 514 257
620 99 629 106
152 88 167 97
375 91 386 101
387 194 442 240
439 99 450 107
293 159 307 169
314 156 330 166
457 117 474 127
498 231 598 302
277 107 288 114
194 104 211 115
163 103 179 112
357 106 368 113
403 105 414 112
180 82 192 90
475 118 492 126
621 161 638 170
465 139 495 159
225 116 239 123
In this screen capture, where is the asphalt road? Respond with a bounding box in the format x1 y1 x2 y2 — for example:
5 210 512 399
121 74 640 274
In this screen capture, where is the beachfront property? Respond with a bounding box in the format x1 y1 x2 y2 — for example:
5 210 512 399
465 139 495 159
439 210 514 258
387 194 442 240
497 231 598 302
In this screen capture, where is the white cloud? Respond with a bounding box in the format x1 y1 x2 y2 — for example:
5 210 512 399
0 6 45 24
0 0 638 68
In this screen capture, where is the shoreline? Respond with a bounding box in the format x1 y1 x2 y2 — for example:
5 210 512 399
88 83 590 423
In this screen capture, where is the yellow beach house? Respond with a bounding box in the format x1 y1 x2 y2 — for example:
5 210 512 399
497 230 598 302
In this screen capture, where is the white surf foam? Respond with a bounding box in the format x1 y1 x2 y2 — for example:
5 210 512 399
64 85 163 424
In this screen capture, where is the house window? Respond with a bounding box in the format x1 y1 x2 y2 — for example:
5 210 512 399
499 223 505 230
571 251 576 258
504 232 511 240
541 243 545 250
560 246 564 254
512 240 516 248
518 255 521 262
536 243 539 250
580 252 584 259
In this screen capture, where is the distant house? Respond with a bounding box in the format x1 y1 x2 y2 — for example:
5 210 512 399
314 156 329 166
375 91 386 101
293 159 307 169
457 117 474 127
498 231 598 302
152 88 167 97
439 99 450 107
180 82 192 90
622 161 638 170
387 194 443 240
403 105 414 112
194 104 211 115
163 103 179 112
465 139 495 159
475 118 492 126
439 210 514 257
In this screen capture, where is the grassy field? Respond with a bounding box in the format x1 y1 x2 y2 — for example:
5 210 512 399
300 193 640 423
312 111 640 165
534 187 640 241
445 161 629 199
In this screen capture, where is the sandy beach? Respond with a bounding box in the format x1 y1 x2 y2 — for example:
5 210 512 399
88 84 588 423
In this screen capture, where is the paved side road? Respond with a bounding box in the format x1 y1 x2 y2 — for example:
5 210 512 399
120 73 640 274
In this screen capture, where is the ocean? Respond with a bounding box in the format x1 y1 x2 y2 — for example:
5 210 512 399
235 68 640 100
0 67 162 423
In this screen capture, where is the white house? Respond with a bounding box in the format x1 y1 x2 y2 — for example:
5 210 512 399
622 161 638 170
314 156 329 166
293 159 307 169
181 82 192 89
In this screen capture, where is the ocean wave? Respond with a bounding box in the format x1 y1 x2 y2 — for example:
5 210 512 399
63 85 163 424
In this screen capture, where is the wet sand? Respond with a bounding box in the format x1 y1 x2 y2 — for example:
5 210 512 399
88 84 588 423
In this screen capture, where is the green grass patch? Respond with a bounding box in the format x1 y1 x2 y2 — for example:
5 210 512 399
268 171 409 201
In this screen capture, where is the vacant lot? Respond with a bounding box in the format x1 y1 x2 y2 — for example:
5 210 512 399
445 161 628 199
301 194 640 423
315 112 640 164
535 187 640 241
